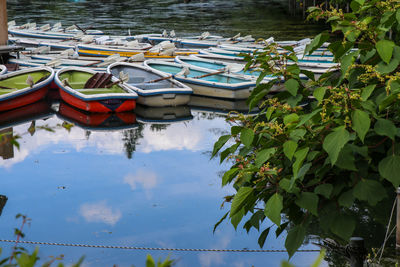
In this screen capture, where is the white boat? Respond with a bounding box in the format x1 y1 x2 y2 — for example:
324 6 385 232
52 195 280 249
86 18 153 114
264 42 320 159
107 62 193 107
144 60 258 99
198 47 339 69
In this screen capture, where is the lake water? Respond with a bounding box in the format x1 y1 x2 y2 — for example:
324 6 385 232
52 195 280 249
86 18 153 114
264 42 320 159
1 0 325 266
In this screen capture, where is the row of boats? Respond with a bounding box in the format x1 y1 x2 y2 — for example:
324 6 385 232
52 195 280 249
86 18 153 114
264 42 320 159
2 21 340 114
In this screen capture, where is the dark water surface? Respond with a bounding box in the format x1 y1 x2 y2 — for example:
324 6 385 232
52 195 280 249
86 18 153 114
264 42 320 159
7 0 324 39
1 1 326 266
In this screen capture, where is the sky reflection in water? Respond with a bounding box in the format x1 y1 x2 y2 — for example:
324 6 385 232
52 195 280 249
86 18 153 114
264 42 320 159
0 105 322 266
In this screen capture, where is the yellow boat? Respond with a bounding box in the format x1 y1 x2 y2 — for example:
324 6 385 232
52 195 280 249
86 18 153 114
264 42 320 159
78 49 198 58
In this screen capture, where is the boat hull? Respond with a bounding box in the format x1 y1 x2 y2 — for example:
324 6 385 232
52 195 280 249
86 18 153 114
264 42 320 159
175 79 254 99
136 93 191 107
58 88 136 113
0 86 48 112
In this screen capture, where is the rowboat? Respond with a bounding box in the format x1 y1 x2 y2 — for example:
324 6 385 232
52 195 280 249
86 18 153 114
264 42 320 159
144 60 257 99
175 55 259 78
0 66 55 112
135 105 193 124
175 55 329 81
77 45 198 58
0 65 6 75
57 101 138 131
9 26 103 40
54 67 138 113
107 62 193 107
197 48 339 69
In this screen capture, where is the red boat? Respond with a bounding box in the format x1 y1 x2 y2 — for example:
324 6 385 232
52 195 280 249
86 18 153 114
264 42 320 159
0 66 55 112
54 67 138 113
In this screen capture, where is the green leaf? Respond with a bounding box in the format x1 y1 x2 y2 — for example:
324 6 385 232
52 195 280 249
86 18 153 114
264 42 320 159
314 184 333 198
360 84 376 101
255 148 276 168
213 211 229 233
374 118 397 140
258 227 271 248
281 262 295 267
338 190 355 208
285 225 306 258
376 39 395 64
284 78 299 96
352 109 370 142
379 155 400 187
304 32 330 56
376 46 400 74
222 168 239 186
230 187 253 217
396 9 400 24
295 192 319 215
212 135 231 158
283 140 298 161
240 128 254 147
322 127 350 165
297 108 322 127
311 250 326 267
264 193 283 226
146 255 156 267
313 87 327 103
353 179 387 206
330 215 355 241
292 147 309 177
335 144 357 171
231 207 245 230
283 113 299 126
16 248 39 267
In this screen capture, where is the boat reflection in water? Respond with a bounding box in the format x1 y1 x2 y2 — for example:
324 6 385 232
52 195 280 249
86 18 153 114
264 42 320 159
56 101 138 131
135 104 193 124
0 195 7 217
0 100 54 160
189 95 259 116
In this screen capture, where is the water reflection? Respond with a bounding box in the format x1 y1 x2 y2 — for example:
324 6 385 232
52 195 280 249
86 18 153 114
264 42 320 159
56 102 138 131
0 195 7 216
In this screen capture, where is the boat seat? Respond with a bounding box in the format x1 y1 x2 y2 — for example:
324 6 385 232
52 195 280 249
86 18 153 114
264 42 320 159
84 73 113 88
134 83 165 90
75 88 125 95
130 77 145 83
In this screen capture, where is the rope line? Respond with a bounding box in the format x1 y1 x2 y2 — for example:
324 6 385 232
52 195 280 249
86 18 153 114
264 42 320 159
0 239 320 253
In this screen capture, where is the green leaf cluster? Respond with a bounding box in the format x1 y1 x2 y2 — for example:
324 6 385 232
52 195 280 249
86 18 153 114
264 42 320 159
213 0 400 260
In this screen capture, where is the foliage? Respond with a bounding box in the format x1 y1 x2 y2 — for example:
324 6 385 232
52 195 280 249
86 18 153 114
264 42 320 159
213 0 400 259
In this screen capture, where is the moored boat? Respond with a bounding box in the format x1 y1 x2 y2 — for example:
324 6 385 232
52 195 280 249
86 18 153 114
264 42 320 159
0 66 55 112
144 60 257 99
107 62 193 107
54 67 138 113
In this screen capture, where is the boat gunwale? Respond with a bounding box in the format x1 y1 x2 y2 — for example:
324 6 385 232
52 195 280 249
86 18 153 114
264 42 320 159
55 67 138 101
0 66 55 101
107 62 193 96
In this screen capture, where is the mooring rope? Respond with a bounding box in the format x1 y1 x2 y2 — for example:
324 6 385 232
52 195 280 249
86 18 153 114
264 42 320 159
0 239 320 253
